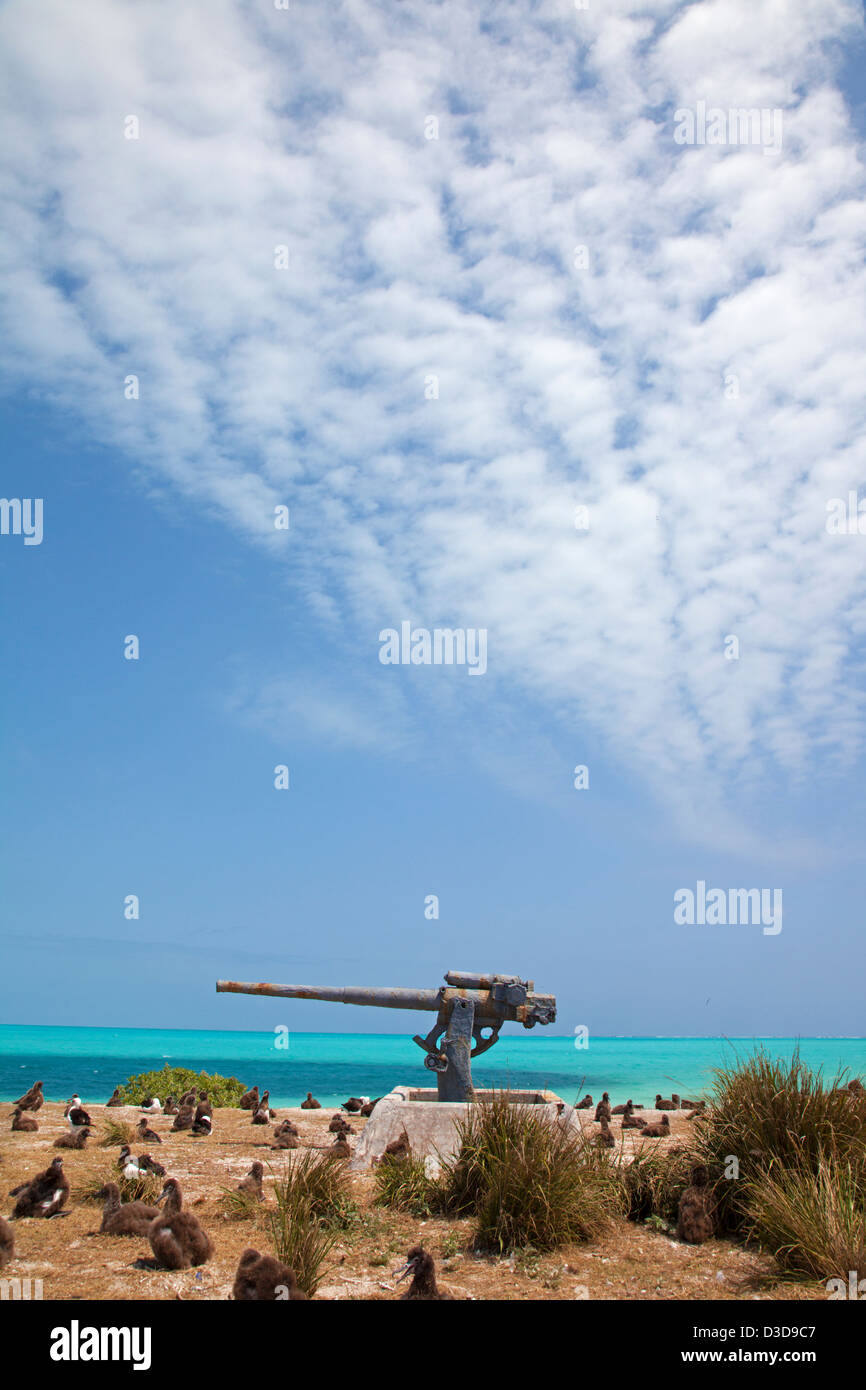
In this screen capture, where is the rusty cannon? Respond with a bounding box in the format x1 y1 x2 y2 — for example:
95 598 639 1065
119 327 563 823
215 970 557 1102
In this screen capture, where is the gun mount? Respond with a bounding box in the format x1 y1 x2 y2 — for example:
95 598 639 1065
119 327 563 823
216 970 557 1101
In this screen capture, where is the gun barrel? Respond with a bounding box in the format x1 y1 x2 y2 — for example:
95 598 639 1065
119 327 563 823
216 980 443 1012
444 971 525 989
216 978 555 1027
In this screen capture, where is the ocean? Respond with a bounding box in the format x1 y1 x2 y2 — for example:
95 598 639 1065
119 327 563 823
2 1025 865 1108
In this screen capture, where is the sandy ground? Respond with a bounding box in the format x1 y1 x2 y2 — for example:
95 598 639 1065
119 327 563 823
0 1102 827 1301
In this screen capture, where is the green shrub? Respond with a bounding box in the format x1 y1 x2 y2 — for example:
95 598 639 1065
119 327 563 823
116 1064 248 1108
438 1094 623 1253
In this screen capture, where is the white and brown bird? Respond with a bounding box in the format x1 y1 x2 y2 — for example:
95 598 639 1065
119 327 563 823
10 1156 69 1218
189 1094 213 1135
148 1179 213 1270
194 1095 213 1124
190 1098 213 1136
138 1153 166 1178
251 1091 272 1125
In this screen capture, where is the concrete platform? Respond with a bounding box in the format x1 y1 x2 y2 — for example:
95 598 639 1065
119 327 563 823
349 1084 565 1171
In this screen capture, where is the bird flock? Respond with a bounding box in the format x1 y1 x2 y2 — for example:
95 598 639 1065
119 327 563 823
2 1078 449 1298
574 1089 707 1142
1 1076 743 1295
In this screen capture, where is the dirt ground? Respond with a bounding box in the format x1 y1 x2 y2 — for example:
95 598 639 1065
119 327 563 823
0 1102 826 1301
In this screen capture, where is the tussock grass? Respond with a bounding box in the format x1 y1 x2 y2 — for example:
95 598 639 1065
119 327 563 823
267 1194 336 1298
743 1151 866 1282
619 1145 696 1224
437 1094 623 1253
693 1049 866 1235
269 1151 357 1228
373 1150 433 1215
219 1187 264 1223
99 1119 134 1148
78 1167 163 1206
265 1153 353 1296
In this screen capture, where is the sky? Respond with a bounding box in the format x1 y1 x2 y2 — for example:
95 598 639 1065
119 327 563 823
1 0 865 1039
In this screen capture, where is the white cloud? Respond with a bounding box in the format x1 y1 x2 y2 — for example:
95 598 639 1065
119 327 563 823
2 0 865 843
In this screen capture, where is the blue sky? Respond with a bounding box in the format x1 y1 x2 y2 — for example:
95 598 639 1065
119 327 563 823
1 0 865 1038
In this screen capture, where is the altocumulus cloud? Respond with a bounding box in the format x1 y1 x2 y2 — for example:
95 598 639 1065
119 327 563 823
1 0 866 831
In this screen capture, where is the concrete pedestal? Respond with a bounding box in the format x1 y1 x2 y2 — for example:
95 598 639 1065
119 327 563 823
350 1084 565 1171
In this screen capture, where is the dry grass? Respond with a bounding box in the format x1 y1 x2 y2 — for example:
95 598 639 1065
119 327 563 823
218 1186 264 1223
77 1166 163 1206
268 1149 357 1227
619 1145 696 1224
743 1151 866 1282
372 1150 433 1215
99 1119 134 1148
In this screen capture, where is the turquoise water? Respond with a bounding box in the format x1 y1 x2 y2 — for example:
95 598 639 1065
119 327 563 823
2 1026 865 1108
